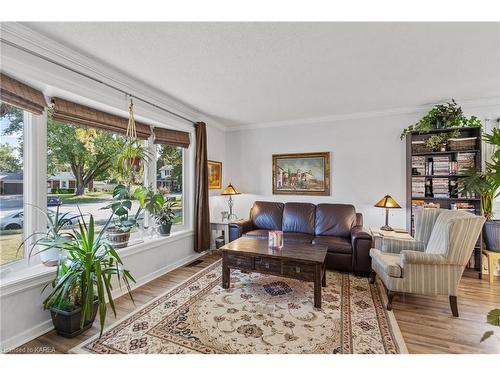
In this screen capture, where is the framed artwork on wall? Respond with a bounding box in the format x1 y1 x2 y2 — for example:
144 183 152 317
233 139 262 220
272 152 330 195
208 160 222 189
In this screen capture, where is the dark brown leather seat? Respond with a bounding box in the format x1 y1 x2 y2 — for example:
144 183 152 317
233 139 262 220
229 200 372 274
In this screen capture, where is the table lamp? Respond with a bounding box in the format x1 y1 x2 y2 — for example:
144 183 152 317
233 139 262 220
374 194 401 231
221 183 240 220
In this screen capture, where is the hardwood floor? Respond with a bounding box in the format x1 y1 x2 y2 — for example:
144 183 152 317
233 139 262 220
10 251 500 354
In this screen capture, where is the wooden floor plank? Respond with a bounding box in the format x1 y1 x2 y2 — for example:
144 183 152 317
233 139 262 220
9 251 500 354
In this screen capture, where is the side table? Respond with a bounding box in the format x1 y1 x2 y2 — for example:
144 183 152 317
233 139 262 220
210 219 240 248
482 249 500 286
369 227 414 250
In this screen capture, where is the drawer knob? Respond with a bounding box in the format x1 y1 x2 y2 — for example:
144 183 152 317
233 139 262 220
295 266 300 273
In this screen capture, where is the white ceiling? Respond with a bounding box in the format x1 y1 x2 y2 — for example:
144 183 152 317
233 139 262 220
26 22 500 128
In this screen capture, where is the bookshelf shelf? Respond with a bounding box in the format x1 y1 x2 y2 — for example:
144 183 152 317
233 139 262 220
406 126 483 278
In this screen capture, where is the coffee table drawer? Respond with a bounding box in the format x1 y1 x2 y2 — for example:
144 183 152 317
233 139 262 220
225 253 252 269
283 261 316 280
255 256 281 273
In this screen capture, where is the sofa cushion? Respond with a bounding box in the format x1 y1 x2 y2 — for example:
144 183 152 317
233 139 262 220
315 204 356 237
242 229 269 240
282 202 316 234
312 236 352 254
283 232 314 244
250 201 284 230
370 248 402 278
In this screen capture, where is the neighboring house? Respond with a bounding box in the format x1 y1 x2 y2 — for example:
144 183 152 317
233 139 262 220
47 171 93 192
0 171 23 195
157 165 181 193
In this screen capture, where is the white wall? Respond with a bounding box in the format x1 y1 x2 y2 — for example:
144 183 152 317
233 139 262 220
221 103 500 229
207 125 228 221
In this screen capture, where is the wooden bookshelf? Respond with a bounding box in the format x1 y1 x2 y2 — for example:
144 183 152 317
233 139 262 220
406 126 483 278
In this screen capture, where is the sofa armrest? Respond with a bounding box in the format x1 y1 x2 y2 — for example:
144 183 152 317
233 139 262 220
229 219 254 242
400 250 448 267
351 226 372 274
380 238 425 254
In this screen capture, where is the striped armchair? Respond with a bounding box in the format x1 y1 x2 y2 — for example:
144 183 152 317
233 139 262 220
369 209 485 317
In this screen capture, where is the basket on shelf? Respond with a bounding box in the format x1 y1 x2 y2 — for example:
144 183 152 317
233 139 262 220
411 141 431 154
448 137 477 151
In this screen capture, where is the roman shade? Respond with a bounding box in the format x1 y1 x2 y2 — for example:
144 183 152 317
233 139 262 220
0 73 47 114
51 97 152 139
153 127 190 148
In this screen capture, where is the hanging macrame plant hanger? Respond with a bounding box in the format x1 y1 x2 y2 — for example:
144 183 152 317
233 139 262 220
125 98 141 171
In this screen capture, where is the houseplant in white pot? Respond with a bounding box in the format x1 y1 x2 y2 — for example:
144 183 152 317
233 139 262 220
155 199 178 236
461 128 500 251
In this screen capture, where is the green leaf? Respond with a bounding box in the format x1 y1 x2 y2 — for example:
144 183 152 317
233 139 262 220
480 330 494 343
486 309 500 327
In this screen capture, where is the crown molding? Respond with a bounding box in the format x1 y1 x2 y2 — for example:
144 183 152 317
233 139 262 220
227 96 500 132
0 22 230 132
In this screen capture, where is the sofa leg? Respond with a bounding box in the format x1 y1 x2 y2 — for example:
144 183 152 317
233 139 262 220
369 270 376 284
386 290 394 310
449 295 459 317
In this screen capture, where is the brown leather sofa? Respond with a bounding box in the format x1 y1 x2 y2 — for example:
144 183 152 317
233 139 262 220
229 201 372 274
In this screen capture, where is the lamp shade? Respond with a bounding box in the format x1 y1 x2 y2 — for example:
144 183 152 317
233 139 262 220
221 183 240 196
374 195 401 208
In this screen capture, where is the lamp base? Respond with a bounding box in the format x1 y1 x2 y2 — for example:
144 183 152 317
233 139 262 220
380 225 394 231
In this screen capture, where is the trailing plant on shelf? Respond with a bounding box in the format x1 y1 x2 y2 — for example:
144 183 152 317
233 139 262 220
423 129 460 151
400 99 482 140
40 214 135 337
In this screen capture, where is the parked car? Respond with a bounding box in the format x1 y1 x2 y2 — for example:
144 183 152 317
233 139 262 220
0 209 80 230
47 197 62 206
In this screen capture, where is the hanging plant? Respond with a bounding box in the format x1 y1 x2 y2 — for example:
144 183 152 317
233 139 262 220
400 99 482 140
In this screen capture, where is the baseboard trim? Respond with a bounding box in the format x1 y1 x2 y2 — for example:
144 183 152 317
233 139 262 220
1 251 206 352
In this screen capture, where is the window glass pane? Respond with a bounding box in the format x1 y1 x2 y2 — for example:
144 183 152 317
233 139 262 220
0 103 25 265
156 145 183 226
46 117 144 237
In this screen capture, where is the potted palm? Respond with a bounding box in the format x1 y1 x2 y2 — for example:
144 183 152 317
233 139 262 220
41 214 135 337
155 199 178 236
461 128 500 251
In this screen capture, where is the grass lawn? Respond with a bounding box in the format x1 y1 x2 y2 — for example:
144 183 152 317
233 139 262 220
49 191 113 204
0 230 23 265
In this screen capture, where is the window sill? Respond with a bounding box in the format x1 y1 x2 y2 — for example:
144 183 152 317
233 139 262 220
0 229 194 297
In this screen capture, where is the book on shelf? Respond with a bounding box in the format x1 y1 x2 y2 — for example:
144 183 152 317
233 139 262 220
431 156 451 175
450 202 476 214
412 177 425 197
457 152 475 174
431 177 450 198
411 156 425 176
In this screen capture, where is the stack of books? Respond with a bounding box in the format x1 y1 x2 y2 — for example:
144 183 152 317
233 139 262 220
432 156 451 175
412 177 426 197
457 152 475 174
411 156 426 176
432 178 450 198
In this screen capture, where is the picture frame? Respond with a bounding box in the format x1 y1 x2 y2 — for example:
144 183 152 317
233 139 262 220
208 160 222 189
272 152 330 195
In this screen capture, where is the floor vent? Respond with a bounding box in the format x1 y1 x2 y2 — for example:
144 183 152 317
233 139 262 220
185 259 204 267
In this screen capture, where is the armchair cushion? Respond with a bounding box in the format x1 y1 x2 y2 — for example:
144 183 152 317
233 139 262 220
380 238 425 254
370 248 402 278
400 250 448 267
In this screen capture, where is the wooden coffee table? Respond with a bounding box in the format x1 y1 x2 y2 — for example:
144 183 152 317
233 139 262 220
220 237 328 308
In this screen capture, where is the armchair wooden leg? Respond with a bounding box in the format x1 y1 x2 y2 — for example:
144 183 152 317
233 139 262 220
449 295 459 317
386 290 395 311
369 270 376 284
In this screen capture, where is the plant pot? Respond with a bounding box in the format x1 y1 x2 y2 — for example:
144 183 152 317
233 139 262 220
40 248 61 267
484 220 500 252
50 301 98 338
106 227 130 248
158 223 172 236
127 157 142 172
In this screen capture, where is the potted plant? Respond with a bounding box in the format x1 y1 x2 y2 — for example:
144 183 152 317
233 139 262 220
133 186 165 217
155 198 178 236
40 214 135 337
116 139 151 188
400 99 482 140
104 184 142 248
461 128 500 251
19 206 77 266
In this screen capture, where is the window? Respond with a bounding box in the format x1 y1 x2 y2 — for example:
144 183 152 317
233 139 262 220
156 144 183 227
0 103 25 265
46 117 144 234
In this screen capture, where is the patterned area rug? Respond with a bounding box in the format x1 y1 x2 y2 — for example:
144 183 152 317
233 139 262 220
72 259 407 354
